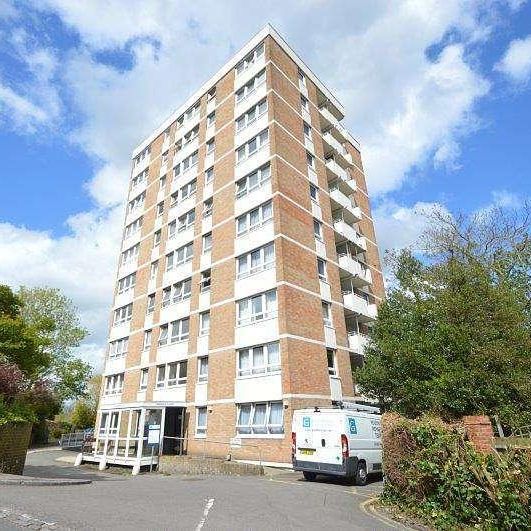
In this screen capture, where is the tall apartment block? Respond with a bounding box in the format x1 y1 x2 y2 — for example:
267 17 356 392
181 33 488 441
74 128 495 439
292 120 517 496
88 25 384 470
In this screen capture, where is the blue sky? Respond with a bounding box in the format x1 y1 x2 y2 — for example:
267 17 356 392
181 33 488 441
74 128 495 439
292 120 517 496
1 0 531 368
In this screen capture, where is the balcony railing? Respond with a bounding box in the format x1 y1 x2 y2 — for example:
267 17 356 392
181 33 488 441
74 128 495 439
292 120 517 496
337 254 372 286
347 332 369 354
333 219 367 250
342 291 377 320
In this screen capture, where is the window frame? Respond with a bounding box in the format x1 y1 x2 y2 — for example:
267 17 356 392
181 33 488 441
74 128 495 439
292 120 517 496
237 342 280 377
236 401 284 436
236 200 273 236
236 289 277 326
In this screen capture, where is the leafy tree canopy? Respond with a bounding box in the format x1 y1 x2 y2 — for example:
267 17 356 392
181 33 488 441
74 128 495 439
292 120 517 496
357 206 531 430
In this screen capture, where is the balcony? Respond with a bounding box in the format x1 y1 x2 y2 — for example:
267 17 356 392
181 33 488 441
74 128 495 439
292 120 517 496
322 131 351 168
330 188 362 224
337 254 372 287
325 156 348 182
347 332 369 354
319 103 361 151
342 290 377 322
333 218 367 250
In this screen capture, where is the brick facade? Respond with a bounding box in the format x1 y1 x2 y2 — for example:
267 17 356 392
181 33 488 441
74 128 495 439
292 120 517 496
93 25 384 468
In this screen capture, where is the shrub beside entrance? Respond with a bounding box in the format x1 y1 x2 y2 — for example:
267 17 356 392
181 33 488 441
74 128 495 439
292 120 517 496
381 413 531 530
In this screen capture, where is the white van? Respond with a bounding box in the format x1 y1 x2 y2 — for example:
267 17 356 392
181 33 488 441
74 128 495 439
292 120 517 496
291 404 382 485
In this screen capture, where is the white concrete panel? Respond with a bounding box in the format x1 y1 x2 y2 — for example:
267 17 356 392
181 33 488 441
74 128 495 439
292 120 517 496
235 373 282 403
311 201 322 219
198 290 211 310
234 180 272 217
315 238 327 258
153 387 186 403
234 222 275 256
235 317 278 348
166 227 194 253
234 143 270 180
163 261 193 286
234 79 267 118
118 259 138 278
195 382 208 405
319 280 331 301
109 322 131 341
114 290 134 309
160 299 191 324
202 216 212 234
324 326 337 348
101 394 122 406
156 341 189 363
235 267 276 300
234 112 269 149
196 334 209 355
104 356 126 376
200 251 211 270
234 54 266 91
203 182 213 199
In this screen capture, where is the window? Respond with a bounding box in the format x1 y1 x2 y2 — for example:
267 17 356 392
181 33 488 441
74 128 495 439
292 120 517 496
182 151 198 173
298 68 306 88
109 337 128 359
117 272 136 294
322 302 332 327
303 122 312 139
176 115 184 129
114 304 132 325
236 128 269 163
235 69 266 104
159 175 166 190
327 349 337 376
206 138 215 155
180 178 197 200
131 168 148 188
205 167 214 184
153 230 161 247
139 368 149 390
170 318 190 342
166 243 193 271
128 191 145 213
199 311 210 336
238 342 280 377
196 407 207 437
309 184 318 202
143 330 152 350
200 270 211 292
134 146 150 166
235 42 264 75
121 244 139 265
235 98 267 132
178 209 195 232
150 261 158 280
236 242 275 279
163 127 171 141
161 151 168 165
104 373 124 395
236 200 272 236
146 294 155 314
237 290 277 326
236 401 283 435
185 102 200 122
313 219 323 240
99 413 109 435
207 87 216 102
197 357 208 382
158 324 169 345
156 361 187 388
157 202 164 217
235 163 270 198
173 161 181 181
202 198 213 218
202 232 212 253
183 125 199 146
301 95 309 112
207 112 215 128
162 278 192 306
317 258 327 281
306 151 315 169
124 216 142 239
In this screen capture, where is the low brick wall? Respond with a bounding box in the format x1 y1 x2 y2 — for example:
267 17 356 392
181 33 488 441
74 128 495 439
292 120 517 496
0 422 32 475
158 455 264 476
463 415 494 454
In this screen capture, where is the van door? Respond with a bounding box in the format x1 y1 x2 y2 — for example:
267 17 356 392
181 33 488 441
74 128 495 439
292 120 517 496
296 413 342 466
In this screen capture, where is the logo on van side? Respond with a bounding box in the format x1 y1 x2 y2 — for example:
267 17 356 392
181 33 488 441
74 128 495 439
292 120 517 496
348 417 357 434
302 417 311 428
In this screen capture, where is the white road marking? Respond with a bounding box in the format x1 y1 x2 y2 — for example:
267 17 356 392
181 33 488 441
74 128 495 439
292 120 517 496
195 497 215 531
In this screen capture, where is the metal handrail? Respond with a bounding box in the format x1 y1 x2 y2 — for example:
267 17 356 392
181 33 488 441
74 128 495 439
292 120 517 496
513 425 531 438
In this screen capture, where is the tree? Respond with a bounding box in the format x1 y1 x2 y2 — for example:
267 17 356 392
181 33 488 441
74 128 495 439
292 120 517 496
70 374 101 429
17 287 91 400
356 206 531 430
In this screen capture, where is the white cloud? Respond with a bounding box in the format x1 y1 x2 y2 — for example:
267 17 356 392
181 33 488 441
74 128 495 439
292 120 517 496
495 34 531 83
0 0 523 368
0 82 48 130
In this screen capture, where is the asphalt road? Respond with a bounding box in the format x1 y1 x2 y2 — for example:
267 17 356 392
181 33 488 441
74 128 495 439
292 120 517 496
0 450 400 530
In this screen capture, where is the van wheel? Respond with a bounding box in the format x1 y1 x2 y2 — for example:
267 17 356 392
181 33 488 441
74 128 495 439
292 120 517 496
355 462 367 486
303 471 317 481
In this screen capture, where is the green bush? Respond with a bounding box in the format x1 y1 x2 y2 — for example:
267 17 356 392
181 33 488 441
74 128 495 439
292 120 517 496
0 397 36 426
382 415 531 529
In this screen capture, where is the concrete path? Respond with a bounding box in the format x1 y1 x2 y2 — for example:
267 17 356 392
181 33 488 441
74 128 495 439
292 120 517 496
0 450 408 530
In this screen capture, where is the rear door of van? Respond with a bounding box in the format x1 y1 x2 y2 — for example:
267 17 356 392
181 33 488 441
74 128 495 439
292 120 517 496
294 412 343 467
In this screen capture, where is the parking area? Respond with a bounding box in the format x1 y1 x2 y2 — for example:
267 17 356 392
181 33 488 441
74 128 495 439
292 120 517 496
0 450 399 530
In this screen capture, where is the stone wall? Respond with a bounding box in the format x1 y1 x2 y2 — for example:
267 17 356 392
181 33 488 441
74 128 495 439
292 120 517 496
158 455 264 476
0 422 32 475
